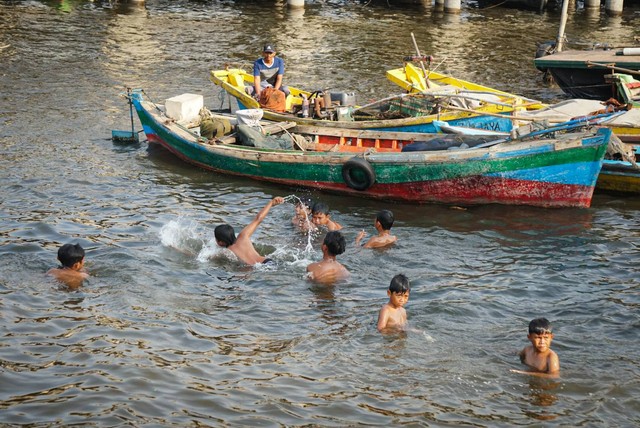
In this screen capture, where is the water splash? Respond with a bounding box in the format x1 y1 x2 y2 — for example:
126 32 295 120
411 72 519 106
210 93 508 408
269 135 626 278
159 218 205 256
283 194 316 254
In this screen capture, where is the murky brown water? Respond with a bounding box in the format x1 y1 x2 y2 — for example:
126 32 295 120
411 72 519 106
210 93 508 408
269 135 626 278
1 1 639 426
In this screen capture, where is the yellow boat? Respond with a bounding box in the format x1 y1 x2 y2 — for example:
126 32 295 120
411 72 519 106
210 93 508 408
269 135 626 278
387 62 640 143
386 62 547 110
211 68 539 133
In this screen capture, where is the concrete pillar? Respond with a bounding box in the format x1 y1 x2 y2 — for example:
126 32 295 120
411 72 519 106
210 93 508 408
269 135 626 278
444 0 461 14
288 0 304 8
605 0 623 16
584 0 600 7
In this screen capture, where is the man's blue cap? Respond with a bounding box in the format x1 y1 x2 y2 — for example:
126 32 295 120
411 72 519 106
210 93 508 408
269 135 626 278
263 44 275 53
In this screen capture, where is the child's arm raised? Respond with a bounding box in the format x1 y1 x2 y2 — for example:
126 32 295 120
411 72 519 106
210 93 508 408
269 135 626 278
237 196 284 240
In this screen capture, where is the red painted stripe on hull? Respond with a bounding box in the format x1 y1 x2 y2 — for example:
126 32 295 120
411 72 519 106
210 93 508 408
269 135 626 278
149 135 594 208
259 177 594 208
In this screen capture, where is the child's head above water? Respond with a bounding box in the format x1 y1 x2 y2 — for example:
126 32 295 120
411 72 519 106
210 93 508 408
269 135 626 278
528 317 553 335
389 273 410 294
311 202 331 224
58 243 85 268
323 231 346 256
376 209 395 231
214 224 237 247
297 195 313 210
295 196 313 215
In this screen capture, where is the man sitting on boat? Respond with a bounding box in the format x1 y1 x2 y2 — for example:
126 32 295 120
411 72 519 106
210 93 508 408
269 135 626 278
250 44 290 99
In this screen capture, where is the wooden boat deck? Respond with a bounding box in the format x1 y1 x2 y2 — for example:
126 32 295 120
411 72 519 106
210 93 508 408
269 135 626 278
534 49 640 70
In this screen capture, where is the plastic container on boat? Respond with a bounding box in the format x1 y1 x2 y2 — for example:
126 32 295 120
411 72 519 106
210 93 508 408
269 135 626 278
165 93 203 123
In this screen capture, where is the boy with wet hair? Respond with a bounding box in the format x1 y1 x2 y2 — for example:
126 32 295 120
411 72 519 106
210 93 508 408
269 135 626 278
356 209 397 249
377 274 410 332
512 317 560 377
311 201 342 231
306 231 349 284
47 243 89 290
214 196 284 266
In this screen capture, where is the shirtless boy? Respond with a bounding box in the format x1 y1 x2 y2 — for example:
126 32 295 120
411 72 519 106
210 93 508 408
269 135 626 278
356 209 397 249
306 231 349 284
47 243 89 290
214 196 284 265
311 202 342 231
377 274 410 332
512 317 560 378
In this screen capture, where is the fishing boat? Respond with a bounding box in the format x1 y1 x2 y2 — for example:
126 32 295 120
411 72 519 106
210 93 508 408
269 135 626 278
128 89 612 208
210 68 531 134
534 46 640 100
597 157 640 195
386 61 640 143
385 61 546 110
533 0 640 100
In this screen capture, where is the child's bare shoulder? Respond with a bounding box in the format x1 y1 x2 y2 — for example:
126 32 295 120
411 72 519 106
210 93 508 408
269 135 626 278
367 235 397 248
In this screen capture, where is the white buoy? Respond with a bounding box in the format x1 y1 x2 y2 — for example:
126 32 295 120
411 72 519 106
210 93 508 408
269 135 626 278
288 0 304 8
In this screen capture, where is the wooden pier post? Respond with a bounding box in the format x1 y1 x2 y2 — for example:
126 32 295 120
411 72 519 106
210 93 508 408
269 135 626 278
584 0 600 8
443 0 461 14
605 0 624 15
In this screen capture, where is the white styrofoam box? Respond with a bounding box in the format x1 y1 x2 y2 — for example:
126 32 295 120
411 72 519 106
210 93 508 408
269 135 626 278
165 93 204 123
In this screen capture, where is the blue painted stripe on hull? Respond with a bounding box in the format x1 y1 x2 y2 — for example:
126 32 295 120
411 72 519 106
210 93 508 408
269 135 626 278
486 161 603 186
368 115 514 134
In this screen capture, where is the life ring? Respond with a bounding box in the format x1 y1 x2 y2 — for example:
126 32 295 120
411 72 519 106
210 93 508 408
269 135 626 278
342 157 376 191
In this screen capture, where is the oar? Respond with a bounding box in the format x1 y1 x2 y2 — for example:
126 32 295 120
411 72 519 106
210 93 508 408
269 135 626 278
112 88 142 143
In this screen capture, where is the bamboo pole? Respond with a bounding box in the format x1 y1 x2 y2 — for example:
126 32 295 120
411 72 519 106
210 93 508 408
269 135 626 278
411 33 431 89
586 61 640 77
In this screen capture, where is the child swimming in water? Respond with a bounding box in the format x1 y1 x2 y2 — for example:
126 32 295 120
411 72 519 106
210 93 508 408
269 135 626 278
356 209 397 249
512 317 560 378
377 274 410 332
47 243 89 290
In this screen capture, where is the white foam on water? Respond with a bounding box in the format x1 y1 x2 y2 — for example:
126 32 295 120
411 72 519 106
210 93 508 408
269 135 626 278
159 218 205 255
197 239 232 263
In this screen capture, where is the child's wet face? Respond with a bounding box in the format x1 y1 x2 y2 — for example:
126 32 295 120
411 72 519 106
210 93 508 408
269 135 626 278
528 332 553 353
389 291 409 308
312 212 329 225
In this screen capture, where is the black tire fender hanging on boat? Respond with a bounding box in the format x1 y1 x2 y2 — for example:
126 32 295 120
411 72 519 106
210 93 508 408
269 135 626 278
342 157 376 191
